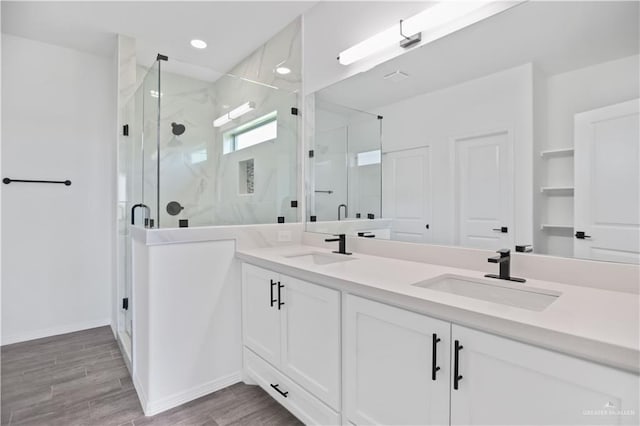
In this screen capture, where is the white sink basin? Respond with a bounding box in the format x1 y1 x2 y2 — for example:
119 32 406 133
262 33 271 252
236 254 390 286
285 251 357 266
412 274 561 311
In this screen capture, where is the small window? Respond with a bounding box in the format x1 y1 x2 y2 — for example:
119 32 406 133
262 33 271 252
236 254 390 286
224 111 277 154
190 148 207 164
357 149 381 166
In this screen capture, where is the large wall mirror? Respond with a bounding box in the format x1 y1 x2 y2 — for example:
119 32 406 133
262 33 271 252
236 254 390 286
306 1 640 264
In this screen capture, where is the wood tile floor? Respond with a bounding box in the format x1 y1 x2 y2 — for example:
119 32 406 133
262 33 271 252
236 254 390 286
1 327 302 426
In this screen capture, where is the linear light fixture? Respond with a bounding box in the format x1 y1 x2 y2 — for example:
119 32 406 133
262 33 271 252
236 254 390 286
337 1 522 66
213 101 256 128
213 114 232 128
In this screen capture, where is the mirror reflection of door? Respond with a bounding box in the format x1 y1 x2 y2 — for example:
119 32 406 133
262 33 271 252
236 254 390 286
454 130 514 250
382 147 432 243
574 99 640 263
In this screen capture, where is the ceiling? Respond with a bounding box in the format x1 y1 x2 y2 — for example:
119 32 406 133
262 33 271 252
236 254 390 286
1 1 316 77
317 1 640 111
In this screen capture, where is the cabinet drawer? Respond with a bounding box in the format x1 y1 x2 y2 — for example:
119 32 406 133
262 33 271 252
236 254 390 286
244 347 340 426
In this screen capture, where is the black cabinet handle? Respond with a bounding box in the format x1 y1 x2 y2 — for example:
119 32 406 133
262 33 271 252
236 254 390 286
270 280 277 307
492 227 508 233
575 231 591 239
270 383 288 398
432 333 441 381
277 282 285 310
454 340 463 390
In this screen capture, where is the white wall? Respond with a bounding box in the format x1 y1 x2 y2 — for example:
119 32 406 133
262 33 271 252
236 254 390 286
1 35 116 344
377 64 533 247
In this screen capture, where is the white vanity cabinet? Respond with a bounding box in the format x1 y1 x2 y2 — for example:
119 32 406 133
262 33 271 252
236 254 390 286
450 325 640 426
345 295 639 426
243 264 638 426
344 295 451 425
242 264 341 422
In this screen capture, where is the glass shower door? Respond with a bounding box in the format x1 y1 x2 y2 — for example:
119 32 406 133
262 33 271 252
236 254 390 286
118 81 141 342
117 62 160 344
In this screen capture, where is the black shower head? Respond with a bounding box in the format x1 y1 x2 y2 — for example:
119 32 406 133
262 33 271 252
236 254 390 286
171 122 186 136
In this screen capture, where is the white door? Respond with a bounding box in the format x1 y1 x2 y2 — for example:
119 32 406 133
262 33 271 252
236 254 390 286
345 295 450 426
454 130 513 250
242 264 281 367
451 325 639 425
382 147 432 243
574 99 640 264
280 277 341 410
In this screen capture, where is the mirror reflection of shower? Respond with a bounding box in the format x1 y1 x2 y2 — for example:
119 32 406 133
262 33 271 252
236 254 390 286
311 99 382 223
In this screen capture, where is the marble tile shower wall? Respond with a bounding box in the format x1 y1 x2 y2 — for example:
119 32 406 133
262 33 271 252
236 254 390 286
157 71 217 228
154 18 301 228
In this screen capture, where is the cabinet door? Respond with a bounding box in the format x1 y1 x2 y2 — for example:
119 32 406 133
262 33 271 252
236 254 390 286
345 295 450 425
280 276 341 410
451 325 640 425
242 264 281 366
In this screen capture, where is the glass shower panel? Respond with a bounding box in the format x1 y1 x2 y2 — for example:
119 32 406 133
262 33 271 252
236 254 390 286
155 63 217 228
152 62 300 228
210 74 299 226
141 61 160 227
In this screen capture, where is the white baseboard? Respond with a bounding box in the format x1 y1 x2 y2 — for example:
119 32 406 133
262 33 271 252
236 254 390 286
1 318 112 346
137 371 242 417
133 373 149 415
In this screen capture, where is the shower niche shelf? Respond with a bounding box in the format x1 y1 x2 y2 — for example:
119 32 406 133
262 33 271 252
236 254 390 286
239 159 255 195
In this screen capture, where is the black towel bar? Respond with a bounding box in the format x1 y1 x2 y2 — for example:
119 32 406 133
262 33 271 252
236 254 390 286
3 178 71 186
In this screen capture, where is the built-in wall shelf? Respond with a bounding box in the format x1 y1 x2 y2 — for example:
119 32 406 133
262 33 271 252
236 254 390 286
540 148 574 158
540 224 574 231
540 186 575 195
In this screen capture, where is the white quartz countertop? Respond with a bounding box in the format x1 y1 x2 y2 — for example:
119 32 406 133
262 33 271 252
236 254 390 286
237 244 640 374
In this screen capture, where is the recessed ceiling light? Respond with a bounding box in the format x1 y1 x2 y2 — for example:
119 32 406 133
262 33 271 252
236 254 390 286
275 66 291 75
190 39 207 49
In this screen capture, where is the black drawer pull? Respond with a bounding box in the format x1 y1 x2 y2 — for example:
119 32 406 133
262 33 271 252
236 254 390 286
432 333 441 381
277 282 285 310
270 383 288 398
454 340 463 390
270 280 277 307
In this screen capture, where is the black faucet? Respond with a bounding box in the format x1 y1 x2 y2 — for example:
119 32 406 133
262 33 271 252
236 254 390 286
131 203 151 226
325 234 351 255
485 249 526 283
